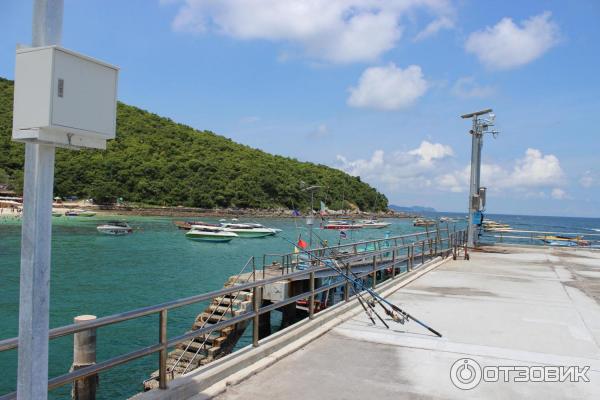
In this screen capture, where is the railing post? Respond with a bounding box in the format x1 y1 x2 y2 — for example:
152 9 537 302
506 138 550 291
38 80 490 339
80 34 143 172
372 256 377 289
71 315 97 400
391 250 396 278
158 310 168 389
408 245 413 271
253 286 260 347
344 264 350 302
421 241 425 265
309 271 315 319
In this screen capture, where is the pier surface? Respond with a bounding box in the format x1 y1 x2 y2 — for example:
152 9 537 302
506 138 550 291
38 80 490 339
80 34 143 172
209 246 600 400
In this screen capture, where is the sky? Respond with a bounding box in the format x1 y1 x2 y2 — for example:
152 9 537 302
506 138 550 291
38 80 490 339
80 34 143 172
1 0 599 217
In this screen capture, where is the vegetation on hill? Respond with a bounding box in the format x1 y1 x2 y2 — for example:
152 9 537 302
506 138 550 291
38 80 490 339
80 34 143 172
0 78 387 211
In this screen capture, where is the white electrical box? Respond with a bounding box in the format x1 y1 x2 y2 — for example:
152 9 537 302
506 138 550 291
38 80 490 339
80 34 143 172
263 281 289 302
12 45 119 149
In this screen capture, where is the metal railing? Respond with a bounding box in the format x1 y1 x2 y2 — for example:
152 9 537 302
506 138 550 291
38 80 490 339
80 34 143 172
480 228 600 248
0 228 467 399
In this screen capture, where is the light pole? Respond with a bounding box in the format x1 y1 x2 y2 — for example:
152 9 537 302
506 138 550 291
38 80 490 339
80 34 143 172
16 2 63 399
461 109 497 248
302 185 323 248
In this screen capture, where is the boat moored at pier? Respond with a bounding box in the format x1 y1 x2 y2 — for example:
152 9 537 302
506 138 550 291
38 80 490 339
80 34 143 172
185 226 238 242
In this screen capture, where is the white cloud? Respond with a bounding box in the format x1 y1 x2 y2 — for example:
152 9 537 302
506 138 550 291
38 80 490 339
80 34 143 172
510 148 564 187
436 148 566 194
414 16 454 41
347 64 429 110
336 141 453 190
580 170 596 188
170 0 454 63
465 11 560 70
452 77 495 98
551 188 567 200
408 140 454 166
337 145 568 203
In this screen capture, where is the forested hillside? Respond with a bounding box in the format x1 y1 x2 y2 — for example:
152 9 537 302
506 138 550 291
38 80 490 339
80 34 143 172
0 78 387 211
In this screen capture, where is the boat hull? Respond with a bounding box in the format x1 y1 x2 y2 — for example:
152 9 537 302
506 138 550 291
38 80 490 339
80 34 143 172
225 229 275 238
185 234 235 242
323 225 362 230
97 228 132 236
361 224 390 229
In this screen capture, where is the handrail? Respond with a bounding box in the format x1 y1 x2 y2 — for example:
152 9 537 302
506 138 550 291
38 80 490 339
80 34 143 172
0 228 467 398
168 256 255 375
480 227 600 247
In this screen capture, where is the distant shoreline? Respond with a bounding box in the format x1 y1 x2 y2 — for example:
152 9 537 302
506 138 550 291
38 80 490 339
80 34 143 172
90 205 416 219
1 201 420 220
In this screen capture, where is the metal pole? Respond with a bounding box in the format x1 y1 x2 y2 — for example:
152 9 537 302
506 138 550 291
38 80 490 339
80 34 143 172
17 2 62 399
158 310 168 389
71 315 97 400
344 264 350 301
309 272 315 319
467 116 482 248
252 287 260 347
372 256 377 289
309 191 313 248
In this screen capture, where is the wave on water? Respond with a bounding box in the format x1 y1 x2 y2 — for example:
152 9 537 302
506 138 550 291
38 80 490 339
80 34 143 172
590 228 600 232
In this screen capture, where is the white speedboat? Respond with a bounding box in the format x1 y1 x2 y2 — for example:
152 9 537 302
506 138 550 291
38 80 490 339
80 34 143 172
65 209 96 217
323 220 363 230
186 226 238 242
220 223 277 238
241 223 282 233
359 219 391 229
97 221 132 235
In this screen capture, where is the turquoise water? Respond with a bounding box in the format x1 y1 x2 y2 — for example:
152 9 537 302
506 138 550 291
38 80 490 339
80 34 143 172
3 213 597 398
0 215 434 398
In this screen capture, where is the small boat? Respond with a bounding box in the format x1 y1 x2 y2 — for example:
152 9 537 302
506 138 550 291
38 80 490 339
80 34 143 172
238 222 282 233
220 223 277 238
186 226 238 242
174 220 220 230
97 221 133 235
65 209 96 217
482 220 511 231
535 235 589 247
413 218 436 227
359 219 391 229
323 220 363 230
439 216 458 223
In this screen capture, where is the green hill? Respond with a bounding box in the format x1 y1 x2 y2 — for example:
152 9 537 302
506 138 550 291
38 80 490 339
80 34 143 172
0 78 387 211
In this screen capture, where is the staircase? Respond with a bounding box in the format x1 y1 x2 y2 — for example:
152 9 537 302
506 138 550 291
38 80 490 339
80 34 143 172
143 265 256 391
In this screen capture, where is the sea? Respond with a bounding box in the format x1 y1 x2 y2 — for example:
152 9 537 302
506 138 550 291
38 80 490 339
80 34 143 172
0 212 599 398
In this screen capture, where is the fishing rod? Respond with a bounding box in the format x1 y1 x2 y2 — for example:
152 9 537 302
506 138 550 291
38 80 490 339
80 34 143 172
279 234 442 337
293 231 389 327
309 228 402 326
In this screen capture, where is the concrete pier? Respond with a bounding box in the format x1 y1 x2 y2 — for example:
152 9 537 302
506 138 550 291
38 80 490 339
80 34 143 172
206 246 600 399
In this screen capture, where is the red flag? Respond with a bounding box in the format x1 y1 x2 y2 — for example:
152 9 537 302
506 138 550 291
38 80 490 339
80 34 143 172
297 235 308 249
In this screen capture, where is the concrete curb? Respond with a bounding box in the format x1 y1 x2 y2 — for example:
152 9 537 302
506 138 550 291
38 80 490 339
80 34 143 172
132 255 450 400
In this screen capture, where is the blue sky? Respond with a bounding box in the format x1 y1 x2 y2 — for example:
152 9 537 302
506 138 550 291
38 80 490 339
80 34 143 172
1 0 599 217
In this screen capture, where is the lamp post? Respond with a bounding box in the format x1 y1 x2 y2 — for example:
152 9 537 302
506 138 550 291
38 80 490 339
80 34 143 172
16 2 63 399
302 185 323 248
461 109 497 248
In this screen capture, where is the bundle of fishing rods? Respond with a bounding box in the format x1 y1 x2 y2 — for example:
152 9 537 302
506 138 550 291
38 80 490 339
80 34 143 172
278 233 442 338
